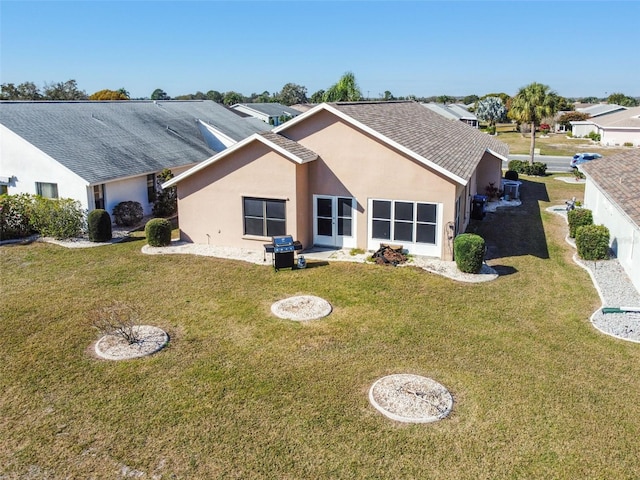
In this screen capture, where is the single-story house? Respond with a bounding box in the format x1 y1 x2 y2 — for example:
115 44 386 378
230 103 302 126
581 149 640 294
570 103 627 138
421 103 479 128
163 101 509 260
0 100 270 214
589 106 640 147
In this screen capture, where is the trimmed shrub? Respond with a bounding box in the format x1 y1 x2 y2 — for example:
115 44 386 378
507 160 547 176
454 233 486 274
576 224 610 261
30 196 85 239
113 201 143 227
145 218 172 247
0 193 35 240
87 209 112 242
567 208 593 238
508 160 526 172
504 170 519 181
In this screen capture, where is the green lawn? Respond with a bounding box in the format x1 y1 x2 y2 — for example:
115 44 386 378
2 175 639 479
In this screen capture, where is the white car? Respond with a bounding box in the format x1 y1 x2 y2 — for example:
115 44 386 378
570 152 602 168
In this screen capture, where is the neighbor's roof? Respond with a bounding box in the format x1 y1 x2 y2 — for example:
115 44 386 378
589 106 640 129
231 103 302 118
422 103 477 121
0 100 270 184
577 103 627 117
581 149 640 228
280 101 507 184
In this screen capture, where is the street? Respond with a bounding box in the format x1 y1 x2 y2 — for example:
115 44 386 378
508 154 573 173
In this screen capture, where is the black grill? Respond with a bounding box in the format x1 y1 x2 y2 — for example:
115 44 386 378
264 235 303 271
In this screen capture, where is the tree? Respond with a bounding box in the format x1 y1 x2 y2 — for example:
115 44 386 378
43 79 87 100
1 81 42 100
151 88 170 100
322 72 362 102
223 91 244 105
277 83 308 106
462 94 479 105
557 111 590 130
310 89 325 103
89 89 129 100
250 91 271 103
475 96 507 133
607 92 639 107
579 96 601 104
152 169 177 217
383 90 395 101
509 82 558 165
206 90 223 102
436 95 456 104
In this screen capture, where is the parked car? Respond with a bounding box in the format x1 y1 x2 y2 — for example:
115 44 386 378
570 152 602 168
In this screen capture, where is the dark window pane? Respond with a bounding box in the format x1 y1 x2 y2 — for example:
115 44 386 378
337 197 352 217
372 200 391 219
372 219 391 239
337 218 351 236
317 198 332 218
267 219 286 236
416 224 436 244
394 222 413 242
417 203 437 223
266 200 285 220
244 198 263 217
244 218 263 236
395 202 413 221
317 218 332 236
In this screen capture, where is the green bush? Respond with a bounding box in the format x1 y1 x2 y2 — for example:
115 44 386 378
507 161 547 176
587 131 601 142
152 169 177 218
145 218 172 247
0 193 35 240
576 224 610 261
508 160 526 172
454 233 486 274
567 208 593 238
623 142 633 147
113 201 143 227
504 170 519 181
30 196 85 239
87 209 112 242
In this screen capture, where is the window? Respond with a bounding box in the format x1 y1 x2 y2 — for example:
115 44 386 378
147 174 156 203
0 185 7 195
93 184 105 210
371 199 438 245
35 182 58 199
243 197 286 237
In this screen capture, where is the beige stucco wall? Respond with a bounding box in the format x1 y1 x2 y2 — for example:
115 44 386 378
177 141 304 249
285 110 458 259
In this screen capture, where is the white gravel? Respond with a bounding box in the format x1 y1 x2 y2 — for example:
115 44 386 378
548 205 640 343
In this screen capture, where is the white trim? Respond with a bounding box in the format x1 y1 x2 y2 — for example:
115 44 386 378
367 198 442 257
312 195 357 248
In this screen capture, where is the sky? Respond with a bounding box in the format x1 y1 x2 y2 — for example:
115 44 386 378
1 0 639 100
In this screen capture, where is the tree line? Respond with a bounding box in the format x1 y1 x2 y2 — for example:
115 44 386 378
3 74 637 108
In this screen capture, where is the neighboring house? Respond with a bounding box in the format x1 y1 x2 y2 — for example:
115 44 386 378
163 101 509 260
230 103 302 126
571 103 627 138
581 150 640 294
589 106 640 146
0 100 270 214
421 103 479 128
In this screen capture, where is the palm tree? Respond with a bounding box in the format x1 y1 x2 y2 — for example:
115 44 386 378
509 82 558 165
322 72 362 102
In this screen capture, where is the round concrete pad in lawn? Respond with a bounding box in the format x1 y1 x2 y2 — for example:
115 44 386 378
271 295 332 321
369 374 453 423
94 325 169 360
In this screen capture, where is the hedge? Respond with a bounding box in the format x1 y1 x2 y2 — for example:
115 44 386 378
454 233 486 274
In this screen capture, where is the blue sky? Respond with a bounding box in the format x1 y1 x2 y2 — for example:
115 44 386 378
1 0 638 99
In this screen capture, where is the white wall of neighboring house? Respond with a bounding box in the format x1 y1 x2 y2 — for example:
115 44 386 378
584 180 640 294
597 127 640 146
571 121 597 138
232 105 269 123
0 124 90 208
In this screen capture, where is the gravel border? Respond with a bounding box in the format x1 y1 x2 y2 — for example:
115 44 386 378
547 205 640 343
369 374 453 423
94 325 169 360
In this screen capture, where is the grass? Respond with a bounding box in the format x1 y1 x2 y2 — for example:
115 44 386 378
489 126 630 157
2 175 640 478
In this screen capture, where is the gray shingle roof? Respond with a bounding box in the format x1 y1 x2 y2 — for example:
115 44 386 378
581 149 640 228
0 100 270 184
259 132 318 163
233 103 302 118
330 101 508 182
577 104 627 117
589 106 640 128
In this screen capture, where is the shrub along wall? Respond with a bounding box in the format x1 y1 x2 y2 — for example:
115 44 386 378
568 208 593 238
454 233 486 274
576 224 610 261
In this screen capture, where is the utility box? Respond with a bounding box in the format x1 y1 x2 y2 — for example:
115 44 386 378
471 195 488 220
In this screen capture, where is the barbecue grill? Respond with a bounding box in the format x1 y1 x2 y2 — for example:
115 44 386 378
264 235 303 271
